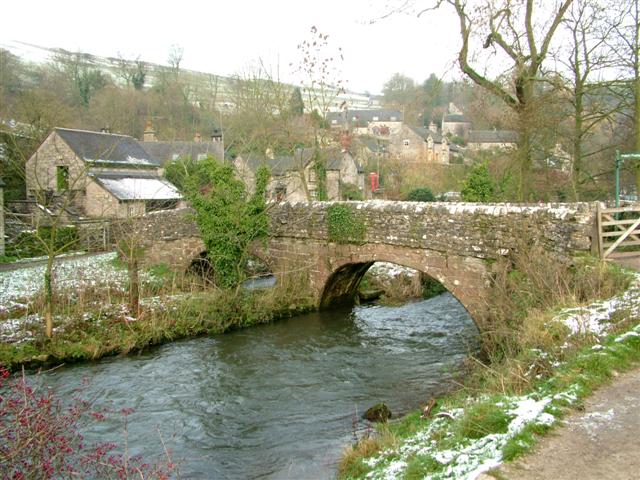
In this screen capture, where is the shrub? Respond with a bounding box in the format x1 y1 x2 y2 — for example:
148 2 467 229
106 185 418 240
7 226 79 258
405 187 436 202
460 163 497 202
0 367 176 479
341 182 364 200
327 204 366 244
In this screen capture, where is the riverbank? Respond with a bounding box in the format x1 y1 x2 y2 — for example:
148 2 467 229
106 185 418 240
0 252 314 369
339 258 639 479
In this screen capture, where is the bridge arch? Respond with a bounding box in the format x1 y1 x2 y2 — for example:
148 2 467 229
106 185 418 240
317 247 486 326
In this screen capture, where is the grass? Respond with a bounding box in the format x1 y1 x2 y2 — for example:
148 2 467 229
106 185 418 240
0 265 315 370
338 248 638 480
0 255 18 264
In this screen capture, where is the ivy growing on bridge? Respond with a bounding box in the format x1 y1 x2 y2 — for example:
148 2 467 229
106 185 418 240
327 204 366 244
186 157 270 289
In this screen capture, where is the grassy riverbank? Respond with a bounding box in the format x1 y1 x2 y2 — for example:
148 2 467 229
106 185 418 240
0 253 314 369
339 253 638 479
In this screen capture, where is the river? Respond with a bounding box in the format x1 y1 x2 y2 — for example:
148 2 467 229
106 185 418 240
34 292 479 479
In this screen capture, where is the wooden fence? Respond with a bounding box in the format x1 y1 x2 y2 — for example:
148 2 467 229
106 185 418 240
596 204 640 260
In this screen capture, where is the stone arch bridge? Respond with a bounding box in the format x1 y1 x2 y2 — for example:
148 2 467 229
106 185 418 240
134 201 596 329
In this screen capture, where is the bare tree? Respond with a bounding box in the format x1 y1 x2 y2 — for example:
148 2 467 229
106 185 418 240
553 0 624 199
422 0 573 200
606 0 640 192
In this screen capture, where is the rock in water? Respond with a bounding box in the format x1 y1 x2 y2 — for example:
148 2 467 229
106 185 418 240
364 402 392 422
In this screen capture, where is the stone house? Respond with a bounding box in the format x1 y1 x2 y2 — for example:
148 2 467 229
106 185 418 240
385 123 457 165
25 128 183 219
441 103 472 138
327 109 404 136
234 148 364 201
467 130 518 150
139 122 224 172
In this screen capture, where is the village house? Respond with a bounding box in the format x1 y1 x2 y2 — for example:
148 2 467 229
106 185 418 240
139 122 224 171
441 103 472 138
467 130 518 151
233 147 364 202
327 109 404 136
25 128 183 219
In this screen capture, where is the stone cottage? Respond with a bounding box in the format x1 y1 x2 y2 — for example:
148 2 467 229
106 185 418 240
25 128 183 219
467 130 518 150
384 123 457 165
234 148 365 201
441 103 472 138
327 109 404 136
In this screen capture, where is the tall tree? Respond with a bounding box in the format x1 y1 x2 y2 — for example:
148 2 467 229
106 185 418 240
607 0 640 192
428 0 573 200
555 0 623 199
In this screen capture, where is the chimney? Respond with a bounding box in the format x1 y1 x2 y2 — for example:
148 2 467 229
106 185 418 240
340 131 351 152
143 120 157 142
194 132 202 142
211 127 223 143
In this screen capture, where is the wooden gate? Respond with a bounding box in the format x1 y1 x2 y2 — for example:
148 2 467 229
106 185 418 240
596 204 640 260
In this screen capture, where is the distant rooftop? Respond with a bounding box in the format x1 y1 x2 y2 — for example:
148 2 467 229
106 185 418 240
468 130 519 144
326 109 404 125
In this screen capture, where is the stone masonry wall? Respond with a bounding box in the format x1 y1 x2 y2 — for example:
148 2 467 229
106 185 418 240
267 201 595 260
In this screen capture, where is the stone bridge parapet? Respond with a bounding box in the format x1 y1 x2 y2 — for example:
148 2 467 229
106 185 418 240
134 201 597 330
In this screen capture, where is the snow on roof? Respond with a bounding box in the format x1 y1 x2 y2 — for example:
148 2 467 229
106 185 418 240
93 174 182 201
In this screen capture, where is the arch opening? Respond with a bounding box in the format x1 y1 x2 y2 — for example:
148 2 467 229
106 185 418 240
319 259 467 315
319 262 374 309
186 251 274 287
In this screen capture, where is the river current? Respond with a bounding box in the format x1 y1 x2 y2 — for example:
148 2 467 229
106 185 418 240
35 292 478 479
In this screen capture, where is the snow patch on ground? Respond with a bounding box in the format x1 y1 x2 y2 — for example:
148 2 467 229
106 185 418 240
556 273 640 336
361 273 640 480
364 397 555 480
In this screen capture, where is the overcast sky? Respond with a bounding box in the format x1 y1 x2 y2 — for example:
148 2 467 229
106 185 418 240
1 0 461 94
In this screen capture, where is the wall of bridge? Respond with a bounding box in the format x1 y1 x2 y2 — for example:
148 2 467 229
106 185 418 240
133 201 596 328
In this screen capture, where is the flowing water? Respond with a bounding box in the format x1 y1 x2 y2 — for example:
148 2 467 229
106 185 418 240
34 292 479 479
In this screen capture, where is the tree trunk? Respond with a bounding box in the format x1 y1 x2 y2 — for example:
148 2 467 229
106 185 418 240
128 256 139 315
44 256 54 338
573 88 584 201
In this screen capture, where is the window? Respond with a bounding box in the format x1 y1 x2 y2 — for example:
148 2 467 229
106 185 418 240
390 116 397 121
146 199 178 212
403 139 410 147
172 154 180 160
331 119 338 125
372 116 379 121
197 153 207 160
56 166 69 191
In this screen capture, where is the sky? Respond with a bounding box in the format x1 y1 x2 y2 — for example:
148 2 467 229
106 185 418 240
1 0 461 94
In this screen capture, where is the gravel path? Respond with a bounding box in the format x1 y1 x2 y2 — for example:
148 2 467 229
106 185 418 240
480 367 640 480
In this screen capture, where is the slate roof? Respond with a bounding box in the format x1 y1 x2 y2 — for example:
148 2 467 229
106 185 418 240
55 128 159 168
327 109 404 125
141 141 224 166
410 126 444 143
468 130 518 144
238 148 363 175
90 171 181 201
442 114 470 123
356 137 388 153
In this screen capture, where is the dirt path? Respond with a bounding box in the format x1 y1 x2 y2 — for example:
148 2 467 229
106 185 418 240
480 368 640 480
